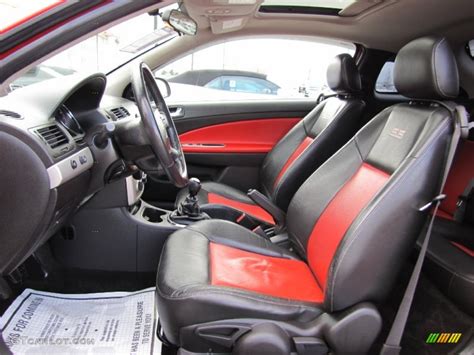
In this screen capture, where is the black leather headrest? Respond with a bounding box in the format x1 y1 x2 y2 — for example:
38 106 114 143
394 37 459 99
326 54 361 94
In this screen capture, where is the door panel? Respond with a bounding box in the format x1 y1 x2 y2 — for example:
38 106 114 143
179 118 300 153
143 99 316 207
170 100 316 133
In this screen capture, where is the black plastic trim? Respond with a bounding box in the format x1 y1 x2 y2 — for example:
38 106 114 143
259 5 341 16
0 1 103 54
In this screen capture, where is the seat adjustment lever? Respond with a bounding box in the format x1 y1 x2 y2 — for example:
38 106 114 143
293 337 328 355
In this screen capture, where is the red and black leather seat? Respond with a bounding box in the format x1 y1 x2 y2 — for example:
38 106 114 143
175 54 365 224
157 37 459 353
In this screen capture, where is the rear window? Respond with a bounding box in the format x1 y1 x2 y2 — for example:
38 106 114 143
375 61 397 94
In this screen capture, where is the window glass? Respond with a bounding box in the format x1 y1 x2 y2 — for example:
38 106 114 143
375 61 397 93
158 38 355 102
205 76 280 95
9 5 178 92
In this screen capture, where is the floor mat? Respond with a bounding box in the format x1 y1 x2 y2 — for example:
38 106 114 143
0 287 160 355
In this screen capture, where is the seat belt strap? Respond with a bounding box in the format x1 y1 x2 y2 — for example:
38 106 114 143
380 103 468 355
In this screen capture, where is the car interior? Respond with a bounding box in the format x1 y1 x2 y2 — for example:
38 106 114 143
0 0 473 354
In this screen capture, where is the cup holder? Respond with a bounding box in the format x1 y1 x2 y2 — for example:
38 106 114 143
142 207 167 223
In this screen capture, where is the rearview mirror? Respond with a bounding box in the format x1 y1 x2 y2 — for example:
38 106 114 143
163 10 197 36
156 77 171 98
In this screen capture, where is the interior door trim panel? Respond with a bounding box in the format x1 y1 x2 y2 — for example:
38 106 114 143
179 118 300 153
172 99 315 134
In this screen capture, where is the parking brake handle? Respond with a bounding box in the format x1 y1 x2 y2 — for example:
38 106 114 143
247 189 286 232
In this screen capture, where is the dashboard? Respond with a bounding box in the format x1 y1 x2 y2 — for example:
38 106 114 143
0 73 140 275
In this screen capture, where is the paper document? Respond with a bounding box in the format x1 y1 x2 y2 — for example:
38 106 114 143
0 287 160 354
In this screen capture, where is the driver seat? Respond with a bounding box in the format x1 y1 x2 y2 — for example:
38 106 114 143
157 37 459 353
175 54 365 223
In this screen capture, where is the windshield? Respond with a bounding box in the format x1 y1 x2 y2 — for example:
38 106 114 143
8 8 177 92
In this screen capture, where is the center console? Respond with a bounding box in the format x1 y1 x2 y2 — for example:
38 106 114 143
50 174 276 274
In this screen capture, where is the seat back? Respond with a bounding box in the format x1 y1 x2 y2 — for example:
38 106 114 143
286 36 460 312
260 54 365 210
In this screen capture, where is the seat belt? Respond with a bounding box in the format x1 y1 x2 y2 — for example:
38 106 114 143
380 103 471 355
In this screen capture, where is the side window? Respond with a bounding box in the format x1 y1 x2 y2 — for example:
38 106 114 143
205 77 222 90
375 61 397 94
205 76 279 95
157 38 355 101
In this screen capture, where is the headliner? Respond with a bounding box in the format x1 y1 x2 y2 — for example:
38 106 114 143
185 0 474 52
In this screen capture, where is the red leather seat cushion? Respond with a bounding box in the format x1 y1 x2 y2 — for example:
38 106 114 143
210 243 324 303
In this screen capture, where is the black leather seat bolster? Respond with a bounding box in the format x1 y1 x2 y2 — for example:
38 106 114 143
188 220 298 259
419 219 474 316
156 220 321 344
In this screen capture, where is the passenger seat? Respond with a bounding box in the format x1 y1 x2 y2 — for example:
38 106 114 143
175 54 365 223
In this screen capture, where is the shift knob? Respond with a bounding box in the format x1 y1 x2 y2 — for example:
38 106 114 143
188 177 201 197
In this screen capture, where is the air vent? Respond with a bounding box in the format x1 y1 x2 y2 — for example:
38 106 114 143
36 125 69 149
110 106 130 120
0 110 22 120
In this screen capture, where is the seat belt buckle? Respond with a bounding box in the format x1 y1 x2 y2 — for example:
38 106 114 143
418 194 446 212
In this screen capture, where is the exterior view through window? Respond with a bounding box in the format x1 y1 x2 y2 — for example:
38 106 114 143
158 38 355 101
8 8 178 91
375 61 397 93
8 11 354 103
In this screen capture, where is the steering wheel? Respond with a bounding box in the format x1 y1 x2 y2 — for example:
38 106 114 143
132 62 188 188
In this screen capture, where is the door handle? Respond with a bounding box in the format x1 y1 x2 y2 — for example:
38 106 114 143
169 106 185 119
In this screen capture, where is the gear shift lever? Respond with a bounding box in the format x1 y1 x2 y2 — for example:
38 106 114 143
177 177 202 217
187 178 201 199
